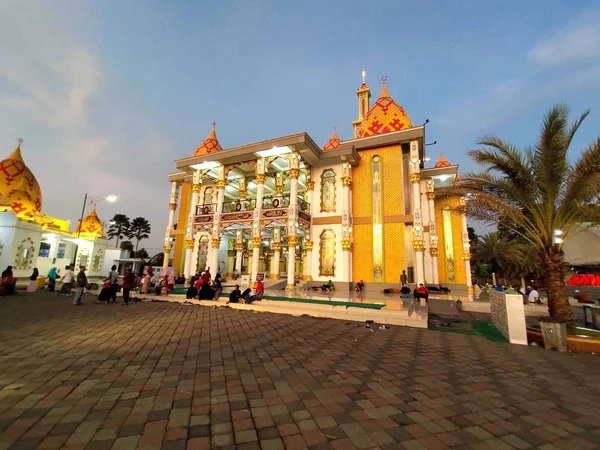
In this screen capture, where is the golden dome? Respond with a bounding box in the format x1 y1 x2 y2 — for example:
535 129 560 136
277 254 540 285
77 208 104 237
192 123 223 156
358 78 412 138
433 153 452 168
323 127 341 150
0 139 42 219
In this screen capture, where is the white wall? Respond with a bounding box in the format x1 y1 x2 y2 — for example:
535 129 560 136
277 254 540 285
311 164 344 218
563 226 600 265
0 212 18 273
9 221 43 279
309 223 349 282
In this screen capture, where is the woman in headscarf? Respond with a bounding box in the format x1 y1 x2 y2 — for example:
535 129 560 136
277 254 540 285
1 266 16 295
141 267 153 295
47 267 58 292
27 268 39 292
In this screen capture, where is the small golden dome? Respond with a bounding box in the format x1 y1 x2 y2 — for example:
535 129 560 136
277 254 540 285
0 139 42 218
358 78 412 138
192 123 223 156
77 208 104 237
323 127 341 151
433 153 452 168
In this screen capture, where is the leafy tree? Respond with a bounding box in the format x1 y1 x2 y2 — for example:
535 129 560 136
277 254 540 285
120 240 134 251
107 214 130 248
135 248 149 259
472 232 523 283
128 217 152 251
448 104 600 321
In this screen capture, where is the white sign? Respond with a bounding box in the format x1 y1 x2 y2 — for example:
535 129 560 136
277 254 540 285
490 291 528 345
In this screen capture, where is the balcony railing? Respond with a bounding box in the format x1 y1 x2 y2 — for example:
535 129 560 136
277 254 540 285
298 197 311 214
221 199 257 213
195 203 216 215
262 194 290 210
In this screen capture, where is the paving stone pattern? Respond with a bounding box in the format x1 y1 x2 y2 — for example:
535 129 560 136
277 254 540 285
0 293 599 450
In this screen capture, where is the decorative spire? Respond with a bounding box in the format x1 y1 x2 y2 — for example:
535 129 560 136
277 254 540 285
323 126 341 151
362 70 366 85
379 76 390 98
434 152 452 168
193 123 223 156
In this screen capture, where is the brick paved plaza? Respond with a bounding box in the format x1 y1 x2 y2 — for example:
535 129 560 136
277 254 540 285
0 293 599 450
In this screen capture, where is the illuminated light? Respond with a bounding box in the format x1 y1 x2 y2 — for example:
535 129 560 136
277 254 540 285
276 173 281 177
424 157 431 162
433 174 453 182
554 229 563 236
256 146 292 158
554 237 563 244
105 195 117 203
190 161 220 170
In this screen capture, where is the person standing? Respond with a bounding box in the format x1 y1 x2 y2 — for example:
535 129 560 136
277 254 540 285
400 270 408 287
27 268 39 292
47 267 58 292
122 267 136 306
109 265 119 303
528 286 540 304
73 266 88 305
59 265 74 295
141 267 152 294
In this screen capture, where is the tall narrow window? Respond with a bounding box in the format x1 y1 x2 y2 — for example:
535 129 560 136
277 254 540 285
319 229 336 276
320 169 336 212
372 156 384 281
203 187 214 205
442 207 456 282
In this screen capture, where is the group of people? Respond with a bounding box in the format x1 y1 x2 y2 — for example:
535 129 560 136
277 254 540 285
96 265 137 306
227 279 264 304
186 268 223 300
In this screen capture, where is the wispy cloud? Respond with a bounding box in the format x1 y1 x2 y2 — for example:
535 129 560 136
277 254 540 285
529 9 600 66
0 1 170 251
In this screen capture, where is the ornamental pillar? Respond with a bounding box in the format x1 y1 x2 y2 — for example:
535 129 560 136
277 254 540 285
250 159 266 285
209 175 226 273
410 140 425 285
460 196 473 290
303 238 313 281
426 180 439 284
163 181 180 269
286 154 300 291
235 230 244 274
341 163 353 281
271 227 282 279
184 172 202 283
227 240 235 276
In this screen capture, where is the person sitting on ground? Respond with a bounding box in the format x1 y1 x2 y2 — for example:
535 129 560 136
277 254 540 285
1 265 17 295
354 280 365 293
97 278 113 304
243 279 264 304
227 285 241 304
574 290 592 304
414 283 429 302
239 287 252 303
232 269 240 280
400 285 412 296
322 279 334 292
186 282 198 299
155 277 168 295
213 274 223 301
198 277 215 300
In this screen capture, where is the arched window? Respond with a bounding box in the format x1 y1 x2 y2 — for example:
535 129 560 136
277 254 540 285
320 169 336 212
319 229 336 276
203 187 214 206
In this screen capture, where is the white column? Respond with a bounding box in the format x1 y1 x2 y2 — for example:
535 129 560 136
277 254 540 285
209 177 226 272
341 163 353 282
460 196 473 290
271 227 281 279
410 140 425 285
426 180 439 284
234 230 243 273
191 233 200 275
304 178 315 281
163 181 180 269
184 173 201 283
227 242 235 275
286 155 300 290
250 161 266 285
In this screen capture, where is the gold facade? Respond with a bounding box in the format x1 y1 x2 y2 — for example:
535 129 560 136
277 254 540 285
319 229 336 276
434 196 466 284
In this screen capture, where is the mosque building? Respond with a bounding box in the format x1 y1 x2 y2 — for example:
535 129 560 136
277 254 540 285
164 74 472 291
0 140 109 279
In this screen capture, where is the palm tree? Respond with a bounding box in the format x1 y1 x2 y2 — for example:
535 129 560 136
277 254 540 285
472 232 523 284
517 244 543 289
128 217 152 252
107 214 131 248
450 104 600 321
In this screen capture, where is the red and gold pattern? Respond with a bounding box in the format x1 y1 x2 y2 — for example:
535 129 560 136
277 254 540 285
323 128 341 150
76 208 104 237
192 123 223 156
358 80 412 138
0 141 43 218
433 153 452 168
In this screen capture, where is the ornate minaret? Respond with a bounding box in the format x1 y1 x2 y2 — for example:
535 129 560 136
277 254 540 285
352 70 372 138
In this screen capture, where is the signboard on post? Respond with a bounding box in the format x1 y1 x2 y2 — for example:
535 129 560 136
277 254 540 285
490 291 528 345
241 275 250 290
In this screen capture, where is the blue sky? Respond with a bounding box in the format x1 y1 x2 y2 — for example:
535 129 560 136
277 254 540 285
1 0 599 251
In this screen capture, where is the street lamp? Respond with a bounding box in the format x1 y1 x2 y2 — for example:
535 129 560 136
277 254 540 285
553 229 563 245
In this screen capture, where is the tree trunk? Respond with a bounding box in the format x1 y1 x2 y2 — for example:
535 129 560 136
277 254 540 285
135 239 139 252
116 235 120 248
543 248 574 322
520 275 526 290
